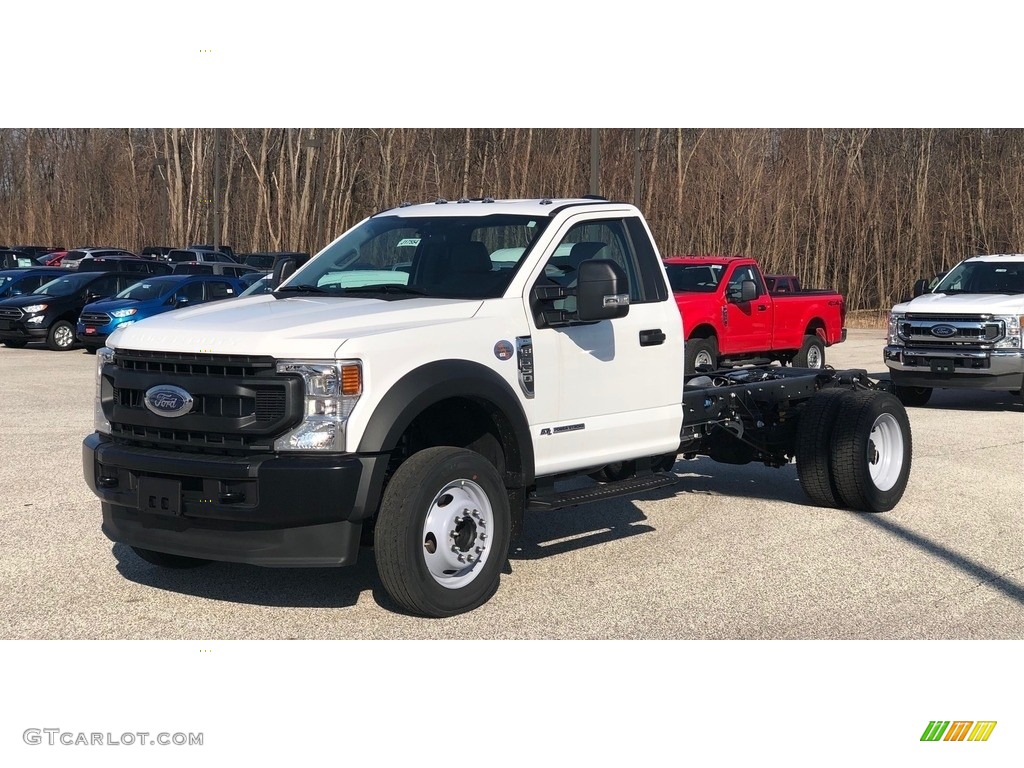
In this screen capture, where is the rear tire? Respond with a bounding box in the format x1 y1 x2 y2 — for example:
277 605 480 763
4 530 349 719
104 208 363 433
46 320 76 351
793 334 826 368
795 388 852 507
131 547 211 569
829 391 912 512
375 446 511 617
685 337 719 374
893 385 932 407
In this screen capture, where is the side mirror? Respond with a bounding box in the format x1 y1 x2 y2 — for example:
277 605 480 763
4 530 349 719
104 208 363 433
175 296 190 307
727 279 758 303
273 258 297 289
912 278 928 297
577 259 630 321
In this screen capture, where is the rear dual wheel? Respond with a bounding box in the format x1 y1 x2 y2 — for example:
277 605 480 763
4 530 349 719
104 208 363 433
796 389 912 512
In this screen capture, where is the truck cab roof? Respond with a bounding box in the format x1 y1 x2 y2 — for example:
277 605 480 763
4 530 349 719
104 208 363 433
376 197 624 219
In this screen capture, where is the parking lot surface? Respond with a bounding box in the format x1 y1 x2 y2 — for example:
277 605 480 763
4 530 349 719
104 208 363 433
1 330 1022 639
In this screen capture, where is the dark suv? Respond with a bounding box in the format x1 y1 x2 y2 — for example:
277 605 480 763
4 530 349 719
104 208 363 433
0 271 142 350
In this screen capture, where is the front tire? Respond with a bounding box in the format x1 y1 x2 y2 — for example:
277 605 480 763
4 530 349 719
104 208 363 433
893 385 932 407
46 320 76 351
375 446 511 617
685 336 719 374
793 334 826 368
829 391 912 512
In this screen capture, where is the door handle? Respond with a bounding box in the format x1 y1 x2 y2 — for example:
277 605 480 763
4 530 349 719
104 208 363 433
757 304 768 311
639 329 666 346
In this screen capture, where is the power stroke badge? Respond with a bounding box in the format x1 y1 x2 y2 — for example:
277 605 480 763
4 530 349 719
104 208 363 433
144 385 194 417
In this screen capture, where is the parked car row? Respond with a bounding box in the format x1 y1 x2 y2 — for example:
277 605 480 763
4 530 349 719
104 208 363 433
0 267 247 352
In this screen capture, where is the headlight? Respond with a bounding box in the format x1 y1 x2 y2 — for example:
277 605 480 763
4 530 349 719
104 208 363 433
93 347 115 435
274 360 362 452
994 315 1024 349
110 308 137 318
887 312 905 345
22 303 48 313
25 315 45 324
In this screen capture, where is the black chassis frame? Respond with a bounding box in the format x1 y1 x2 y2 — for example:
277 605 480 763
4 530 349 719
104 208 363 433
679 366 885 468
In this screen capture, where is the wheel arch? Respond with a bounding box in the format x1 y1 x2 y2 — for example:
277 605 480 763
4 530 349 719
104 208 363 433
686 322 718 341
357 359 534 489
804 317 826 341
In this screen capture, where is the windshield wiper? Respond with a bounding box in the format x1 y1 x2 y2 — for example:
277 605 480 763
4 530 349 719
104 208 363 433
275 283 329 294
341 284 428 296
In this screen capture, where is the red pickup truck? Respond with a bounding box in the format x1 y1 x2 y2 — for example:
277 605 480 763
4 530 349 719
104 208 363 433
664 256 847 373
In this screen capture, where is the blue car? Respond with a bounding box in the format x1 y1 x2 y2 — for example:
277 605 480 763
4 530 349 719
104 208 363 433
77 274 242 350
0 267 72 300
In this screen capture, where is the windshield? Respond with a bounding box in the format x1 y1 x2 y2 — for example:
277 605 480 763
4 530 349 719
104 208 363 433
115 279 177 300
34 274 95 296
284 213 550 299
934 261 1024 294
664 263 724 293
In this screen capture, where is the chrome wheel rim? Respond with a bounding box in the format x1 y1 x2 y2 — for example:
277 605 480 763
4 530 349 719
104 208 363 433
867 413 903 491
421 479 494 589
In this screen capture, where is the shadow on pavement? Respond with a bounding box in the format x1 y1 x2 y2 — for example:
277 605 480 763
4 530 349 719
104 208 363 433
113 542 381 609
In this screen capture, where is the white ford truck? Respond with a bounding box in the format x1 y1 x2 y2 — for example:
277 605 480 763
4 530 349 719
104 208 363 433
83 197 912 616
885 254 1024 406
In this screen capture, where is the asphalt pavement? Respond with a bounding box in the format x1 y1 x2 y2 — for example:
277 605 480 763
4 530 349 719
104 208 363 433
1 330 1022 639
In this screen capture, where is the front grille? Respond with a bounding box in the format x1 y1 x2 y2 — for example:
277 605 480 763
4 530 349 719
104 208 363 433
0 307 24 320
80 311 111 326
115 348 277 377
899 314 1003 346
103 350 301 453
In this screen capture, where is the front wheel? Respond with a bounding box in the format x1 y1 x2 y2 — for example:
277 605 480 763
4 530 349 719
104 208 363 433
829 391 912 512
46 320 76 351
374 446 511 617
685 337 719 374
793 334 826 368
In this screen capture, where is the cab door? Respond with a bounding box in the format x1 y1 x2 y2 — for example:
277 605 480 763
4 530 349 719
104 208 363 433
523 213 683 476
720 263 772 354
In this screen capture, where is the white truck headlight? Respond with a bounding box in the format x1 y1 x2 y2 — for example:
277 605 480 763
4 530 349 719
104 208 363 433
994 315 1023 348
887 312 905 345
274 360 362 452
94 347 115 434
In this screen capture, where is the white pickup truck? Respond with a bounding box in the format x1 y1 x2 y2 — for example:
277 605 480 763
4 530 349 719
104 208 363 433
885 254 1024 406
83 197 912 617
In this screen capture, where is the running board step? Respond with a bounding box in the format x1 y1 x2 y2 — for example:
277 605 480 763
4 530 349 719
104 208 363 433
527 473 678 512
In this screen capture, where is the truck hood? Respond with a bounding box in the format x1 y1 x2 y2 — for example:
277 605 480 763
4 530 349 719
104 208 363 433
107 294 483 357
893 292 1024 314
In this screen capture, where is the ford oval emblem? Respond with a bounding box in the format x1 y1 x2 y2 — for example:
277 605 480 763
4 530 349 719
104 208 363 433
930 324 957 338
144 385 194 417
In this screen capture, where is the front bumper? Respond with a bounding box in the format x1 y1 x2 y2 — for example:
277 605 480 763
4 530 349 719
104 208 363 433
0 321 48 341
76 328 110 347
83 433 390 566
884 345 1024 389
